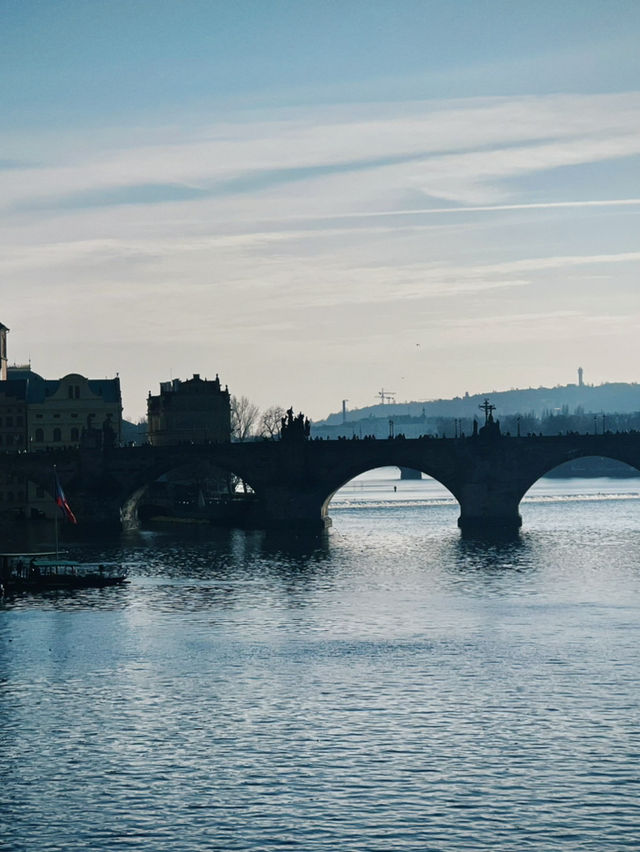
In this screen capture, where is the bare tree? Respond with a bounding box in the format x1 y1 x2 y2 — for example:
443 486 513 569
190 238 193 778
259 405 285 439
230 395 260 441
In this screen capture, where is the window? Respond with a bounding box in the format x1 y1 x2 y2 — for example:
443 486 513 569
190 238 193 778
53 428 61 442
70 427 79 441
16 416 23 426
68 386 74 399
75 385 80 399
36 487 45 498
6 416 12 427
35 428 44 442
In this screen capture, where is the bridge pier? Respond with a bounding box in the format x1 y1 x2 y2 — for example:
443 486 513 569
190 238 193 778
68 456 129 529
456 483 522 535
254 485 331 531
72 493 124 529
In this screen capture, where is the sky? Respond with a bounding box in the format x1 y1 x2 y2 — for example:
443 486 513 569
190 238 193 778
2 0 640 422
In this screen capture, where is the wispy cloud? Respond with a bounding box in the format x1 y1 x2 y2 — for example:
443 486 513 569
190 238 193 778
3 91 640 415
3 92 640 216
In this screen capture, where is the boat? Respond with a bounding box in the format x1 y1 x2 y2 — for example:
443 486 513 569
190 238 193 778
0 552 129 595
0 470 129 596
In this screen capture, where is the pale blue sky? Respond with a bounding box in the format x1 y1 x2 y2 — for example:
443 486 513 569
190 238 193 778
2 1 639 420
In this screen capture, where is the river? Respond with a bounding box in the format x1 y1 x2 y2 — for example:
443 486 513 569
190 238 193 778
2 471 640 850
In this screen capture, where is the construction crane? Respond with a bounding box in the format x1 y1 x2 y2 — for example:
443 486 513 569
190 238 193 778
376 388 396 405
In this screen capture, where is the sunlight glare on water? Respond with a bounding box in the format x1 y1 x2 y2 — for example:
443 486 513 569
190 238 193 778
2 470 640 850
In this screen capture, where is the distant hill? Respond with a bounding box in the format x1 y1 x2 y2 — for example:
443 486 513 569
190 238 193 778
317 382 640 427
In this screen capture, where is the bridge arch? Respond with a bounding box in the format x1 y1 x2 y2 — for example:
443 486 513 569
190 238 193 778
118 453 261 527
450 444 640 535
320 462 461 523
515 450 640 509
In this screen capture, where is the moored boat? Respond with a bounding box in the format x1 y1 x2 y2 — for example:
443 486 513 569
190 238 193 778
1 470 129 596
0 552 128 595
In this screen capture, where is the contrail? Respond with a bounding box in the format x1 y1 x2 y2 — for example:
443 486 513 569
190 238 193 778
325 198 640 220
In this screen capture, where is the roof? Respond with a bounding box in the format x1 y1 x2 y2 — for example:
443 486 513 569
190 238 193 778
1 371 121 404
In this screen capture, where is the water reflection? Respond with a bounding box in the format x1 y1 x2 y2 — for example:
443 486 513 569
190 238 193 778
3 494 640 851
455 531 528 568
4 480 640 618
260 528 330 560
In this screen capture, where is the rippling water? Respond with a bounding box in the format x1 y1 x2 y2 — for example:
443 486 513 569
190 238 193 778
2 473 640 850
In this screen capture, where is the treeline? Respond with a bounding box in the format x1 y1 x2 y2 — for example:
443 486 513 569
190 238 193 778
434 408 640 438
313 407 640 440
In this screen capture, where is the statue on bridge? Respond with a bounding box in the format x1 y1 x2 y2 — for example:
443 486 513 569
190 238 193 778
280 407 311 442
477 398 501 440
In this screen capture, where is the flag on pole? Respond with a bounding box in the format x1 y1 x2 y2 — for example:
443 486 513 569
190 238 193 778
54 471 78 524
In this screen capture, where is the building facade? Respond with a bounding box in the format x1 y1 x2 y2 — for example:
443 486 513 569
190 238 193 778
143 373 233 516
0 323 8 381
0 373 28 513
14 369 122 451
147 373 230 445
0 362 122 519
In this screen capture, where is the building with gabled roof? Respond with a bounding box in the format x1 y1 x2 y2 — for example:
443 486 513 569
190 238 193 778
0 324 122 519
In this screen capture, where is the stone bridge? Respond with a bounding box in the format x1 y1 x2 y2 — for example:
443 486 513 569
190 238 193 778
3 431 640 533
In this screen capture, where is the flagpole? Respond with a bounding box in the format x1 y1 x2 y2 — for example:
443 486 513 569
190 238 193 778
53 466 59 560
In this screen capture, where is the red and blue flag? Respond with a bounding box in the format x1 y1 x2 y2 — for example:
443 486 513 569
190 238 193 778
54 471 78 524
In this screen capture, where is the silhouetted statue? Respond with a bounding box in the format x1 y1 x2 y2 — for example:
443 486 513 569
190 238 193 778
477 398 501 440
102 414 116 450
280 407 310 442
